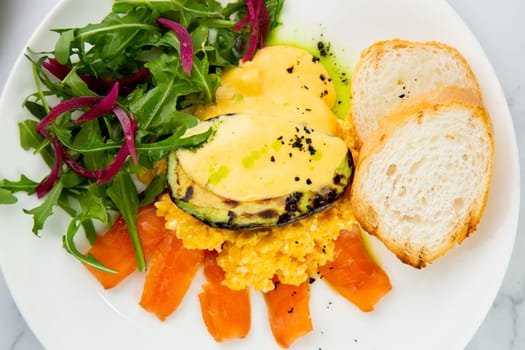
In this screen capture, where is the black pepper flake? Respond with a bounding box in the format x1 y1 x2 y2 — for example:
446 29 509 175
306 178 312 185
309 277 316 284
286 66 294 73
312 56 320 63
270 156 275 162
289 152 293 157
287 307 295 314
317 41 327 57
320 74 326 81
305 108 312 112
294 176 300 181
302 85 310 90
290 135 304 150
291 291 297 296
305 137 312 144
398 93 406 98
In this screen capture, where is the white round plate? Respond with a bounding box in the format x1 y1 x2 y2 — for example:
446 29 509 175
0 0 520 349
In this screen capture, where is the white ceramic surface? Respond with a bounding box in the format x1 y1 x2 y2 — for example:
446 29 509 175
0 0 523 349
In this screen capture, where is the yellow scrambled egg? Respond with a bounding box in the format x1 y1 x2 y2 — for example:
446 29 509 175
155 45 357 292
156 192 355 292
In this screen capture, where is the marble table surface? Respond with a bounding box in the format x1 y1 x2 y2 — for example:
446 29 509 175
0 0 523 349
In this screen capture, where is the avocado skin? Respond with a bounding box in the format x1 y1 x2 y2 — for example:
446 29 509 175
167 150 354 230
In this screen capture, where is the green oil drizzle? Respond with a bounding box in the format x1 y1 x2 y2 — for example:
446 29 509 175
208 165 231 185
242 145 269 168
311 148 323 161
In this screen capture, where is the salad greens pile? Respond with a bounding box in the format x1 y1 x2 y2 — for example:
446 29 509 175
0 0 283 272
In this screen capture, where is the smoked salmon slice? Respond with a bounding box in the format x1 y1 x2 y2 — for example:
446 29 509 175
85 204 168 289
199 250 251 341
318 225 392 312
263 278 313 348
139 233 204 321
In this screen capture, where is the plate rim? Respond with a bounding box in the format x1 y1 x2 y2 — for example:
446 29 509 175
0 0 521 349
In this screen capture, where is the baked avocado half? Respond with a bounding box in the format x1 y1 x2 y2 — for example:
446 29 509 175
167 113 354 229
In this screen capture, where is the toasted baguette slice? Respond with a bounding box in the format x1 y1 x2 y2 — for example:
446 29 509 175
351 39 482 144
350 87 494 268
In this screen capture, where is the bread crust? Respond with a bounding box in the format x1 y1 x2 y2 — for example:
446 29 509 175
350 39 484 146
350 86 494 268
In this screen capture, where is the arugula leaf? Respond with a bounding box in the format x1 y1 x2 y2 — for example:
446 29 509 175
18 120 54 167
63 217 117 273
61 70 97 97
113 0 223 27
129 53 201 133
57 193 95 244
78 185 111 224
23 100 48 119
74 9 160 75
139 174 166 206
0 189 17 204
54 29 75 65
137 124 212 160
187 54 220 105
0 175 39 195
265 0 285 29
24 180 63 235
106 172 145 271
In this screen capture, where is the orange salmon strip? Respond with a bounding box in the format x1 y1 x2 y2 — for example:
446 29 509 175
84 204 168 289
140 233 204 321
199 250 251 341
318 226 392 312
263 279 313 348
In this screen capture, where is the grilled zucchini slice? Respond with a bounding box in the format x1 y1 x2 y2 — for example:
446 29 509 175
167 113 353 229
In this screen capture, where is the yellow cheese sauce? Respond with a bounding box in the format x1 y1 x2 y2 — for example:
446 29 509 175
155 45 358 291
176 114 349 201
192 45 339 136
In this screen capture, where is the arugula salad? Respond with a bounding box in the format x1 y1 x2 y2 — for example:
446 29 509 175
0 0 283 272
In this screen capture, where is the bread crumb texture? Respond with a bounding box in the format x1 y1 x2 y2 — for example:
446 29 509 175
351 39 482 143
352 100 493 267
